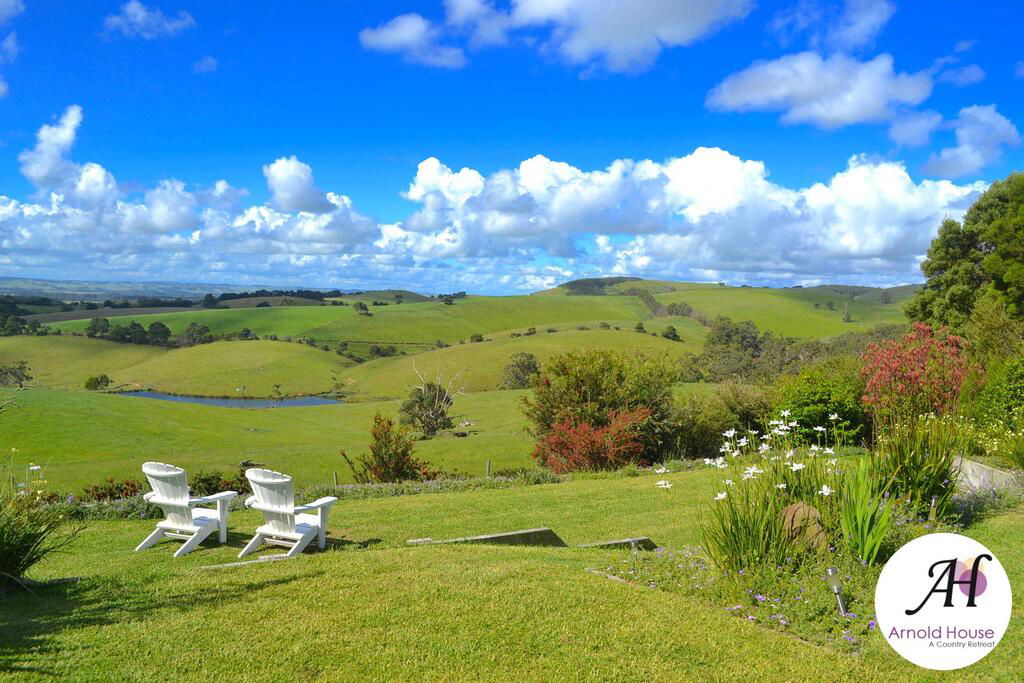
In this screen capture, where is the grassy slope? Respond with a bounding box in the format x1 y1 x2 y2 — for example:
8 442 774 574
0 337 352 397
2 468 1020 680
652 284 907 337
50 295 649 344
0 335 165 390
339 326 706 399
1 388 535 489
110 340 353 397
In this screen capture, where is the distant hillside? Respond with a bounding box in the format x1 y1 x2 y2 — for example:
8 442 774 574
0 276 247 300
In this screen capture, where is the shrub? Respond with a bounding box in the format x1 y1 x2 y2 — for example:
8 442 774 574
188 469 226 497
499 352 540 389
774 355 869 444
970 355 1024 427
0 361 32 388
861 322 979 419
673 383 770 459
399 381 455 437
469 333 484 343
341 413 440 483
83 374 111 391
661 325 680 341
532 408 650 473
82 477 143 501
522 349 675 463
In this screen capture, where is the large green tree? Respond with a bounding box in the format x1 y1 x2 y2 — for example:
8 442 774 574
907 173 1024 328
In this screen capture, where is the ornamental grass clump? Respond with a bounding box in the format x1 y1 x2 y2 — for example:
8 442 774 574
0 462 82 591
871 413 968 518
839 459 892 566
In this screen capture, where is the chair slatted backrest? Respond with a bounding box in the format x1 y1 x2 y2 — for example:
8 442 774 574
142 462 192 528
246 468 296 534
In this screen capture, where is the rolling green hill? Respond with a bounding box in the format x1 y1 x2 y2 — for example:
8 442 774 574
338 325 706 399
0 337 352 397
50 295 650 343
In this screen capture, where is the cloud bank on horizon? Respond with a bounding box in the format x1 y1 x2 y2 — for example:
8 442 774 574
0 103 986 293
0 0 1020 293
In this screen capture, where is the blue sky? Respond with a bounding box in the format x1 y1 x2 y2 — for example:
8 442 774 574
0 1 1021 293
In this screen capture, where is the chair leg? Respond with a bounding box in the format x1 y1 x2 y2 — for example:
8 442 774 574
174 525 215 558
238 532 266 559
286 530 316 557
135 528 165 552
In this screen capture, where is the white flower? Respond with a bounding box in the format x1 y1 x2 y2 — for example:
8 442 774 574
758 443 770 453
788 421 798 428
703 458 714 466
654 466 668 474
790 463 806 472
719 445 730 453
724 479 734 486
776 483 787 489
827 458 838 467
818 484 834 496
824 447 834 455
737 437 748 447
813 426 827 432
742 465 763 480
655 480 673 489
11 447 18 453
715 492 727 501
29 465 41 471
761 434 771 441
732 450 741 458
809 444 821 453
781 410 791 418
829 413 840 421
723 429 737 439
716 458 728 469
785 450 795 459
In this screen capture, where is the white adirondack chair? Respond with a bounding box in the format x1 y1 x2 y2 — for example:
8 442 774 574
238 468 338 558
135 462 238 558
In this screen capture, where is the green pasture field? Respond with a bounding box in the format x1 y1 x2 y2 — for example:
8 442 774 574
49 294 650 344
338 326 706 399
0 337 352 397
1 388 535 491
1 466 1020 680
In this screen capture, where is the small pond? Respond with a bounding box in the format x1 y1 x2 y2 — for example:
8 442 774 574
118 391 338 409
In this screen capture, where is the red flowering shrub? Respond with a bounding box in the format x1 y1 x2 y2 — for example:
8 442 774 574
532 408 651 473
82 478 144 502
860 322 980 418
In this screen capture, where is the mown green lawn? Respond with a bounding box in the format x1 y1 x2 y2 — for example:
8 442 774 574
2 468 1020 680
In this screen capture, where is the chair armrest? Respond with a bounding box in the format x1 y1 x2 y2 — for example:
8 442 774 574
294 496 338 513
244 495 258 508
189 491 238 505
143 491 156 502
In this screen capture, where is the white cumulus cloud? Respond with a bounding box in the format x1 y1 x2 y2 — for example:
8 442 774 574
263 156 335 214
359 13 466 69
707 52 931 129
104 1 195 40
924 105 1021 178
